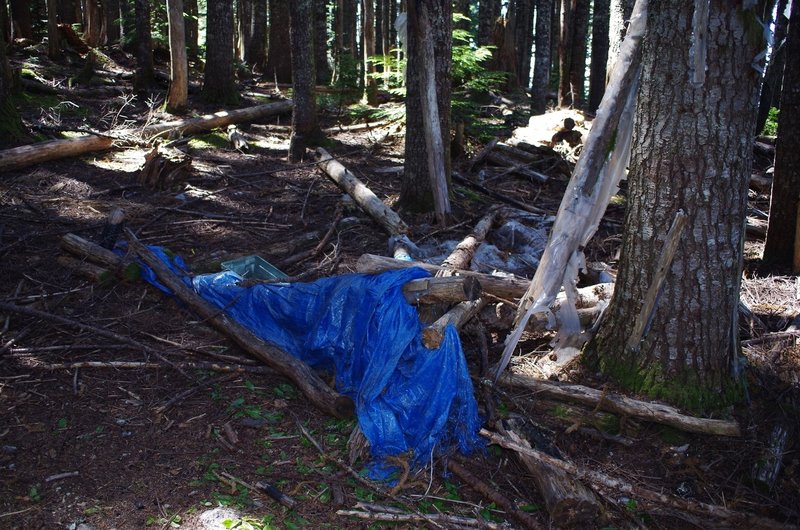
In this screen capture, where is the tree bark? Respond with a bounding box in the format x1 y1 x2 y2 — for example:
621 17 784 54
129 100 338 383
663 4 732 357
47 0 60 58
588 0 610 112
288 0 321 162
314 0 331 84
58 0 79 24
514 0 534 88
557 0 573 107
763 0 800 268
0 17 24 147
478 0 501 46
531 0 553 114
756 0 789 135
133 0 155 93
9 0 33 39
243 0 267 72
362 0 378 104
203 0 239 104
400 0 452 215
185 0 199 58
166 0 188 113
585 0 764 412
84 0 104 46
567 0 589 108
607 0 634 75
265 0 292 83
105 0 121 44
0 135 114 171
454 0 470 31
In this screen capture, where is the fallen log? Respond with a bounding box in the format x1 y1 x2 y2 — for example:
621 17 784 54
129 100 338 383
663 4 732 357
503 425 600 526
485 150 549 183
0 134 114 173
468 137 499 170
453 172 549 215
752 420 794 492
126 230 354 419
56 255 111 283
143 100 294 138
422 298 488 349
403 276 481 305
481 429 788 530
356 253 530 301
440 210 497 272
316 148 409 236
60 232 136 274
498 370 741 436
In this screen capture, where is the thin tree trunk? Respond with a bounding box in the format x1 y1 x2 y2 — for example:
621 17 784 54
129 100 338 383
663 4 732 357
105 0 120 44
515 0 534 88
567 0 589 108
58 0 78 24
203 0 238 103
588 0 610 112
47 0 60 57
586 0 764 412
478 0 500 46
245 0 267 72
314 0 331 84
362 0 377 103
265 0 292 83
756 0 789 135
84 0 104 46
133 0 155 93
9 0 33 39
0 7 23 146
289 0 322 162
531 0 553 114
185 0 199 59
763 0 800 268
558 0 573 107
607 0 634 75
0 1 9 43
166 0 188 113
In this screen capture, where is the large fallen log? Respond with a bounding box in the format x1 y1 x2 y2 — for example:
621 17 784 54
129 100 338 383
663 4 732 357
60 232 136 274
0 134 114 173
125 230 354 419
403 276 480 305
316 148 408 236
142 100 294 138
504 425 600 526
498 370 740 436
440 209 497 272
356 253 530 300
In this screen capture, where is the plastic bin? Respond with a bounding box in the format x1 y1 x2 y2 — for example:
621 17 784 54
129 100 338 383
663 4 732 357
221 255 288 280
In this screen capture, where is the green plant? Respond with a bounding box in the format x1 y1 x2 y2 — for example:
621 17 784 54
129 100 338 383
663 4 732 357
28 486 41 502
762 106 779 136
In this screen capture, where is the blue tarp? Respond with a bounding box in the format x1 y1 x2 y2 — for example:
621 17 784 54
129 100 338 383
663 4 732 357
138 249 483 475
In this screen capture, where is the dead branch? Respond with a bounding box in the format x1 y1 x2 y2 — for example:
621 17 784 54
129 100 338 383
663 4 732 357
497 370 740 436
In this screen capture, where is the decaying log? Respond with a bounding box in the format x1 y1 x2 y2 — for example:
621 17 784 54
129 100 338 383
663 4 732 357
440 210 498 272
316 148 409 236
481 429 789 530
142 100 294 139
60 233 136 274
356 253 531 301
498 370 741 436
56 255 111 283
485 150 549 183
752 420 794 492
468 137 500 170
138 146 191 190
126 230 354 419
503 426 600 526
422 298 488 349
403 276 481 305
0 135 114 173
446 459 542 530
746 216 768 239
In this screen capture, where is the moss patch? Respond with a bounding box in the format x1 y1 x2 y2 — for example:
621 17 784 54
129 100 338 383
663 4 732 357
188 132 229 150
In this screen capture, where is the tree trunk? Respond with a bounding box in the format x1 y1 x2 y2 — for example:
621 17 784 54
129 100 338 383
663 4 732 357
9 0 33 39
362 0 377 103
607 0 634 74
202 0 239 103
531 0 553 114
0 8 23 147
514 0 534 88
454 0 470 31
314 0 331 84
265 0 292 83
166 0 188 113
567 0 589 108
244 0 267 73
105 0 120 44
47 0 60 58
557 0 572 107
288 0 321 162
400 0 452 213
478 0 500 46
133 0 154 93
58 0 79 24
119 0 133 45
185 0 199 58
763 0 800 268
588 0 610 112
84 0 104 46
585 0 764 413
756 0 789 135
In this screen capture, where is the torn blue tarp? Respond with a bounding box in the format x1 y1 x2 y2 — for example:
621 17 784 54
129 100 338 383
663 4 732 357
138 249 483 475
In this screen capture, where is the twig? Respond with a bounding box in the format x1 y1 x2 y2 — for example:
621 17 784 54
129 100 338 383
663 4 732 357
155 374 237 414
0 302 194 380
337 507 503 529
44 471 79 482
255 480 297 509
36 360 274 374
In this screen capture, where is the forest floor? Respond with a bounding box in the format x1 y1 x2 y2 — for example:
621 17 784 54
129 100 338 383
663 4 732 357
1 43 799 530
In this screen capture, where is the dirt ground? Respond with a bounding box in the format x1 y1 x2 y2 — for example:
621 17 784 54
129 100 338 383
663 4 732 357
1 44 799 530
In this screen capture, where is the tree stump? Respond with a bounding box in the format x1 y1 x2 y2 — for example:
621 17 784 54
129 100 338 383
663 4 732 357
139 146 191 190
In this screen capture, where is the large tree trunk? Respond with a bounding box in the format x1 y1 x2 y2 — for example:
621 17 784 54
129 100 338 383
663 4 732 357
265 0 292 83
314 0 331 84
244 0 267 72
514 0 534 88
185 0 199 58
288 0 321 162
203 0 239 104
756 0 789 135
47 0 60 58
478 0 500 46
104 0 120 44
400 0 452 213
588 0 610 112
585 0 764 413
567 0 589 108
763 0 800 268
133 0 154 93
531 0 553 114
84 0 104 46
557 0 572 107
9 0 33 39
166 0 188 113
